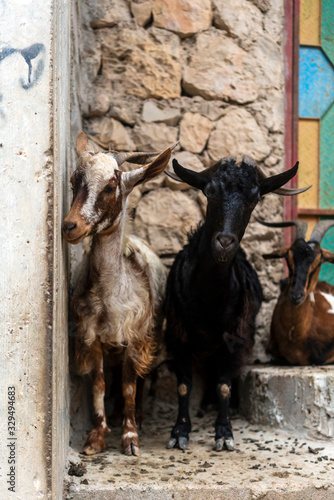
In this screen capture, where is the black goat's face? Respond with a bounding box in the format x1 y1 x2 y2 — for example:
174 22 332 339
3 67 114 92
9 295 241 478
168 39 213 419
204 164 260 262
264 239 332 306
287 239 320 305
172 156 301 264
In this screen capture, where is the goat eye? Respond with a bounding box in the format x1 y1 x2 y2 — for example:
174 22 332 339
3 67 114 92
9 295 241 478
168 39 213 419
204 183 218 198
104 185 114 193
249 186 259 202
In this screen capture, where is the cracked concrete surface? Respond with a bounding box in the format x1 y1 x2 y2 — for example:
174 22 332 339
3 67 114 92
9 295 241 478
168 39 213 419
66 398 334 499
239 365 334 438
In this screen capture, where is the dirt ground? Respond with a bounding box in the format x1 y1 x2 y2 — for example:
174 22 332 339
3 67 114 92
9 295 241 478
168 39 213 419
66 396 334 499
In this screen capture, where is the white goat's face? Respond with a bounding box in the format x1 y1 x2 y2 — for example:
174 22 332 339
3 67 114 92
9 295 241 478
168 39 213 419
63 152 124 244
62 132 173 244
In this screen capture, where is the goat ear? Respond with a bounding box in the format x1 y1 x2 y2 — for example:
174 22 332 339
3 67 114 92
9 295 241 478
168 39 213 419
76 131 90 156
259 162 299 196
322 249 334 263
263 247 289 259
122 147 172 191
172 159 208 190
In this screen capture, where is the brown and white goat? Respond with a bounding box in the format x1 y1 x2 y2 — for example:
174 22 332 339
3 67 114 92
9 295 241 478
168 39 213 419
63 132 173 456
257 218 334 365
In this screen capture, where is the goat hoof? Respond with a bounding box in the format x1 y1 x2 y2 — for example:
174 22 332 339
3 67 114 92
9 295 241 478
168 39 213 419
123 442 140 456
131 443 140 456
166 436 188 450
214 437 234 451
82 444 104 456
82 431 106 455
177 437 188 450
214 438 224 452
224 437 234 451
166 437 177 449
122 432 140 456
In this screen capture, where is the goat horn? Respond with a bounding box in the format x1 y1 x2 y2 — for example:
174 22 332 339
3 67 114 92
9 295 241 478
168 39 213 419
165 170 183 182
309 220 334 243
254 216 308 240
165 154 237 182
254 162 311 195
111 151 162 166
111 142 178 167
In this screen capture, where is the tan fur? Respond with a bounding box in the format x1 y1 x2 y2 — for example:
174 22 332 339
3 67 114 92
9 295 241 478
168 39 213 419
220 384 230 398
269 253 334 365
178 384 188 396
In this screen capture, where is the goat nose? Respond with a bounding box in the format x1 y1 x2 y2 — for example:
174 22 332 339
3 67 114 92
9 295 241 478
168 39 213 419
290 291 304 303
216 234 236 250
62 221 77 233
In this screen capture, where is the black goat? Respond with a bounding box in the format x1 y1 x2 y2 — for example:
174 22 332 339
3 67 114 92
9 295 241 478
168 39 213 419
165 156 309 451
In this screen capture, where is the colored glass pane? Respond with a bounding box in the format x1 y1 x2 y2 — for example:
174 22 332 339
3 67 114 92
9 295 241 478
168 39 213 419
299 47 334 118
298 0 334 286
320 102 334 208
298 119 319 208
300 0 321 46
321 0 334 65
319 222 334 285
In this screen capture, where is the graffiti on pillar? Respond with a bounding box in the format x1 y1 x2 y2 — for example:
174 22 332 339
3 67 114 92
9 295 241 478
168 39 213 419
0 43 45 123
0 43 45 88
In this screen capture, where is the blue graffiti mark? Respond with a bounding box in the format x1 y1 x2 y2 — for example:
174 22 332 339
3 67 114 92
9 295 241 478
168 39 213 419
0 43 45 89
0 43 45 124
0 47 16 62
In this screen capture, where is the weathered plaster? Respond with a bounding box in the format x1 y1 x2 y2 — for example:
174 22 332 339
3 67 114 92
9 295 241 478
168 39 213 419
0 1 70 498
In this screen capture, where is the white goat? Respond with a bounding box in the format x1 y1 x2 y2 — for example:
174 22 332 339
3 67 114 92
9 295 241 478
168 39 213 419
63 132 172 456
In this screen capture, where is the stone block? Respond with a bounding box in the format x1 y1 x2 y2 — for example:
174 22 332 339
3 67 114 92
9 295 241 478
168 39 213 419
183 29 258 103
84 117 135 150
142 101 181 126
99 25 181 99
134 188 203 256
239 365 334 438
152 0 212 38
130 0 152 27
132 122 178 152
87 0 131 28
179 112 213 153
83 92 110 118
110 96 141 127
213 0 263 49
207 107 270 162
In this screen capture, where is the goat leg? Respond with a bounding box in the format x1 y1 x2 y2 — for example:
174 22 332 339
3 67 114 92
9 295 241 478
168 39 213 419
135 376 145 431
121 355 140 456
81 339 110 455
167 353 192 450
214 376 234 451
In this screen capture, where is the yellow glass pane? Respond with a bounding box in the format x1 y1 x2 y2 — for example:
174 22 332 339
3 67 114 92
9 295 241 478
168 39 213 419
300 0 321 46
298 215 318 241
298 119 319 209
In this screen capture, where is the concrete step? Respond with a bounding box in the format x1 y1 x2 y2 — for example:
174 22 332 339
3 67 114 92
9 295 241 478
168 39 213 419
65 400 334 499
239 365 334 439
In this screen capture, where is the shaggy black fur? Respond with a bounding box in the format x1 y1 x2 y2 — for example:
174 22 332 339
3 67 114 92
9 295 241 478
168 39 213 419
164 156 299 451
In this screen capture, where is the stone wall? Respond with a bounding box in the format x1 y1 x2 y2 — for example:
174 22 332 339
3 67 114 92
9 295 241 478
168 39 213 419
74 0 287 361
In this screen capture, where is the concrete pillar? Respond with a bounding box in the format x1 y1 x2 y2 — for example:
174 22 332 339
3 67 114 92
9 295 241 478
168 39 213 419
0 1 70 498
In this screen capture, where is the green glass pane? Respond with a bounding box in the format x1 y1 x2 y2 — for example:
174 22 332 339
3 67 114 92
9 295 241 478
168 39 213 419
320 102 334 209
318 221 334 285
321 0 334 66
